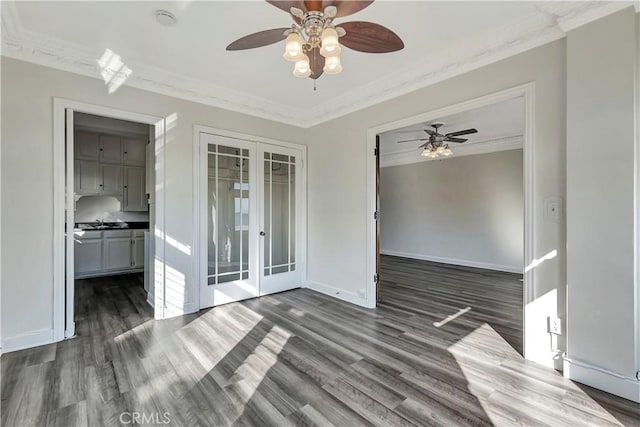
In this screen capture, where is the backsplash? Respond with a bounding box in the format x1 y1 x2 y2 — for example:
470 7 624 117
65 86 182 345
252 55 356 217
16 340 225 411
75 195 149 222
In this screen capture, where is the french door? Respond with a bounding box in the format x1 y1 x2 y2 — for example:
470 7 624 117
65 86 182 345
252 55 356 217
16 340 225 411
199 132 302 309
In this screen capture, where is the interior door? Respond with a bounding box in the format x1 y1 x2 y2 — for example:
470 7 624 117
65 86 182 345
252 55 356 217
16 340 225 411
259 144 302 295
199 133 258 308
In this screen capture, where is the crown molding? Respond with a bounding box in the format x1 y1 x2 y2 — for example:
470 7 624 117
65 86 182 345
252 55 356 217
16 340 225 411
1 1 633 129
381 135 523 168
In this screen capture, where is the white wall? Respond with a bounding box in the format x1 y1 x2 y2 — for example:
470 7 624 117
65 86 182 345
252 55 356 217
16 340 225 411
306 40 566 368
566 8 640 401
0 57 306 349
380 149 523 273
75 196 148 223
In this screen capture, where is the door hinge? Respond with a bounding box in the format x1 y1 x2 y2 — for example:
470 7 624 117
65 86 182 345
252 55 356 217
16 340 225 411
374 211 379 220
374 148 378 156
374 274 379 283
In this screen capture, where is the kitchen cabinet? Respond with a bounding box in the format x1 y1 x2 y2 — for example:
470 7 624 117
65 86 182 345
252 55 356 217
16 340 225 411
103 235 132 271
99 134 123 164
75 160 101 195
123 138 146 166
133 233 145 268
75 131 100 161
75 229 148 278
74 231 103 275
101 164 123 195
124 166 147 211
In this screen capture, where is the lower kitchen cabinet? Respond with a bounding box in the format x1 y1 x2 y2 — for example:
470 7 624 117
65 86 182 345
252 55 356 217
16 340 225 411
75 229 147 278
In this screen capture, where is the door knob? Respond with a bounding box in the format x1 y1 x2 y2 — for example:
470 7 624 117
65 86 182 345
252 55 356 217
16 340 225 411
259 231 266 236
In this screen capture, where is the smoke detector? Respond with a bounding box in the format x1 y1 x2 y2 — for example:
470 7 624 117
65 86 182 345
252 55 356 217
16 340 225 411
155 10 177 27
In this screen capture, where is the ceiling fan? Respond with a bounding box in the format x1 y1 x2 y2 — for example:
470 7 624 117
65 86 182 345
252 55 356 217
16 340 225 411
397 122 478 158
226 1 404 80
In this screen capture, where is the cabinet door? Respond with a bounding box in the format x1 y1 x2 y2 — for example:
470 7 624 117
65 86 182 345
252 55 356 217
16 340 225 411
75 160 100 195
103 237 132 270
100 134 122 164
74 238 103 274
133 236 145 268
75 131 100 161
101 164 122 195
123 138 146 166
124 166 147 211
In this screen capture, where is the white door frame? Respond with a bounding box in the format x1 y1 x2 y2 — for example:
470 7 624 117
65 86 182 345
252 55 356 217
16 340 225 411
365 82 535 356
192 125 307 309
53 98 165 341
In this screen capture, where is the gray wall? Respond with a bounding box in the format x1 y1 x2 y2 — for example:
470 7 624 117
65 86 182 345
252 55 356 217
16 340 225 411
0 57 306 344
566 7 639 395
380 150 523 272
306 39 566 368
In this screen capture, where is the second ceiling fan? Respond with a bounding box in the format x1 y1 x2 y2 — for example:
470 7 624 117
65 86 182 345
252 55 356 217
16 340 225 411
398 122 478 159
226 1 404 80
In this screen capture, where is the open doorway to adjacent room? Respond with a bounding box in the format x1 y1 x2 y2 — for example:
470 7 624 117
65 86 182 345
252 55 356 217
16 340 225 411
375 96 525 355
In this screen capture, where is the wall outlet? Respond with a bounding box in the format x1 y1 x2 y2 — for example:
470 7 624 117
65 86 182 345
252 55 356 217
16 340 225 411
548 316 562 335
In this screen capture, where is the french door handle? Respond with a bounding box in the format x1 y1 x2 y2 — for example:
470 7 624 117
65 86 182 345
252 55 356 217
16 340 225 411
259 231 266 236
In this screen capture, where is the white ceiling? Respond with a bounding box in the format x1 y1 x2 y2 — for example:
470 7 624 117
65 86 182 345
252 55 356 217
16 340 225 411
2 1 634 127
379 96 524 166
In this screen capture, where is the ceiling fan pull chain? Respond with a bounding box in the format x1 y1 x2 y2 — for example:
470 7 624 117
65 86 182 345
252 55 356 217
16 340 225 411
313 80 317 91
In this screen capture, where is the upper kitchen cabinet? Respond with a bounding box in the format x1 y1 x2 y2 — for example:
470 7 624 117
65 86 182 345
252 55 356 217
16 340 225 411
75 131 122 164
99 134 122 164
75 131 100 160
123 138 146 166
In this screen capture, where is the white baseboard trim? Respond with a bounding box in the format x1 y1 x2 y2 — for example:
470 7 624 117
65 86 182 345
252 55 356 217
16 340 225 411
563 357 640 403
380 250 522 274
146 292 154 308
75 268 144 280
1 329 55 354
305 280 368 308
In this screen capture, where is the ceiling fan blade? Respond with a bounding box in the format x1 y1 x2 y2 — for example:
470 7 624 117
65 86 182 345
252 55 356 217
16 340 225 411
226 28 290 51
326 0 374 18
445 137 468 143
338 21 404 53
266 1 307 13
445 128 478 137
397 138 428 143
304 0 323 11
418 142 429 148
424 129 436 136
309 47 325 80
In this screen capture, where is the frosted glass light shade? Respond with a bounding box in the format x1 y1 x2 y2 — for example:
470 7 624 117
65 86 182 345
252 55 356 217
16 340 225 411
293 54 311 78
320 27 340 57
323 55 343 75
283 32 304 62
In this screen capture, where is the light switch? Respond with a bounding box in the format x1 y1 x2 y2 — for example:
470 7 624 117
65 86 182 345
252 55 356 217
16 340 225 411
544 197 562 223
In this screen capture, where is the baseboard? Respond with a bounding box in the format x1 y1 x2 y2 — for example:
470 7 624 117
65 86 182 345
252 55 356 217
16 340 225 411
304 280 370 308
1 329 55 354
563 357 640 403
146 292 154 308
75 268 144 279
380 250 522 274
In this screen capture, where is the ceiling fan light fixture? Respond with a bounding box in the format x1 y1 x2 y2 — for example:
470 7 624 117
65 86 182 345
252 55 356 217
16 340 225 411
293 54 311 78
323 55 343 75
283 32 304 62
320 27 340 57
442 145 453 156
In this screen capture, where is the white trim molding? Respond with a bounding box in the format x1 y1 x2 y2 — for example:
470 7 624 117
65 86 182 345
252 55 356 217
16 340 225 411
1 1 633 128
564 357 640 403
380 250 522 274
381 135 523 168
1 329 54 354
305 281 367 307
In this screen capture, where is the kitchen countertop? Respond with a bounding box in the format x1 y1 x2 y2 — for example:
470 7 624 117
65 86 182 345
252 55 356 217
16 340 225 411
74 221 150 231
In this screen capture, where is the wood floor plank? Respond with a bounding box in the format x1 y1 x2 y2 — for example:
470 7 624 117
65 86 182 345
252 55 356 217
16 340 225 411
2 262 639 426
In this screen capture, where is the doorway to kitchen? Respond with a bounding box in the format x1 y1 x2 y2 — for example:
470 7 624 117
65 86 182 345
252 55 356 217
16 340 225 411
53 99 164 341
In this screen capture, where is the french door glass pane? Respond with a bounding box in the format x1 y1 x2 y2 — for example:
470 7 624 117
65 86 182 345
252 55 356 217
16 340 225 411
207 144 250 285
263 152 296 276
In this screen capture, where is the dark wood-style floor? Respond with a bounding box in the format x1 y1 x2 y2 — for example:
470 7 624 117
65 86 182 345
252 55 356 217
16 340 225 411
2 257 640 426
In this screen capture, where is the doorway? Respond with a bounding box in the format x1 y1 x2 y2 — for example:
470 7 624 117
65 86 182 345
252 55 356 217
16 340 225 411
195 128 306 309
53 99 163 341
